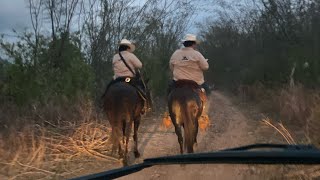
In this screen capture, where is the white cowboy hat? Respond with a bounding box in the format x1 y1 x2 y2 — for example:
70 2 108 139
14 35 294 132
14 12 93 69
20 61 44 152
119 39 136 52
182 34 200 44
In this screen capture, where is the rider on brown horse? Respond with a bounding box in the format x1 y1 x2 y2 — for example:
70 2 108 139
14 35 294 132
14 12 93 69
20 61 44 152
103 39 148 114
166 34 210 153
168 34 210 98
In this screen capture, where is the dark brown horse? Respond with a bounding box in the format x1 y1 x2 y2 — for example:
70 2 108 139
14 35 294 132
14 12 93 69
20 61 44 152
168 80 204 154
103 78 151 165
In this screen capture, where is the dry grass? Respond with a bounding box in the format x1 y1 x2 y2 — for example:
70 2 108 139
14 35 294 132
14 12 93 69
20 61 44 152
1 124 115 179
279 84 313 128
237 83 280 115
306 102 320 148
262 118 296 144
0 99 117 180
238 83 320 179
277 85 320 149
238 83 320 145
261 117 320 179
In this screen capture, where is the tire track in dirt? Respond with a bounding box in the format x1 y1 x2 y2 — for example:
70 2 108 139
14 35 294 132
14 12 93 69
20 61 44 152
118 91 259 180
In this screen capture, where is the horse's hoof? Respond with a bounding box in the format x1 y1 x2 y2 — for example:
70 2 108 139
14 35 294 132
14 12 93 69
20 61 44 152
134 151 141 158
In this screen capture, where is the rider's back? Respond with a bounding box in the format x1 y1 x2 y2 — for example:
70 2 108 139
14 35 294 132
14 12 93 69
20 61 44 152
112 51 142 79
170 47 208 85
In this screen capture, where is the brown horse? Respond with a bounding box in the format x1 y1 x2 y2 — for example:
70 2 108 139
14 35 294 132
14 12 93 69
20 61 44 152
168 80 204 154
103 78 151 165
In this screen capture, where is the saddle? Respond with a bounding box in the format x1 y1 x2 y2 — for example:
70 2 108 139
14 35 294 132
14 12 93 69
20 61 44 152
102 77 147 104
120 77 149 114
114 77 146 98
172 80 207 105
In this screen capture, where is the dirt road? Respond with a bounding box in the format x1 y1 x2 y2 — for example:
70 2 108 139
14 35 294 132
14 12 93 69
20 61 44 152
117 91 267 180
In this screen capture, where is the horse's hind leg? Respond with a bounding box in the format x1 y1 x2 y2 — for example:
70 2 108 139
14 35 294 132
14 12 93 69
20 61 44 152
175 124 183 154
124 122 132 155
111 127 123 158
172 116 183 154
194 117 199 144
195 105 203 144
123 118 132 166
122 121 126 144
133 116 141 158
118 142 124 157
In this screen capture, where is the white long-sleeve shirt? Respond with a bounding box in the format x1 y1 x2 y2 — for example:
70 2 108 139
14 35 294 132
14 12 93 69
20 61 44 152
112 51 142 79
170 47 209 85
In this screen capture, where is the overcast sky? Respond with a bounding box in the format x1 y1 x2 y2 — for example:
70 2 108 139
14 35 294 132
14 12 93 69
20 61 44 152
0 0 224 41
0 0 31 36
0 0 210 35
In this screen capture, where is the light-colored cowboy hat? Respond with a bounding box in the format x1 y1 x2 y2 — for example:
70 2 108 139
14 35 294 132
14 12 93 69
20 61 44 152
119 39 135 52
182 34 200 44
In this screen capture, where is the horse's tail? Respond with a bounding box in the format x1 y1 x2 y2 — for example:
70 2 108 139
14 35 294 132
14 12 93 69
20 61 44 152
182 100 198 153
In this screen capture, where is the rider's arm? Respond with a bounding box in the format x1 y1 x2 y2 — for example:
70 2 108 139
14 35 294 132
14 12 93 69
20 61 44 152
169 61 174 71
130 53 143 69
169 51 178 71
197 52 209 70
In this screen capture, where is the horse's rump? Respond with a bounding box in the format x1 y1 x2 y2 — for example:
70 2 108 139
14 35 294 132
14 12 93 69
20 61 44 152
104 82 143 118
168 85 202 126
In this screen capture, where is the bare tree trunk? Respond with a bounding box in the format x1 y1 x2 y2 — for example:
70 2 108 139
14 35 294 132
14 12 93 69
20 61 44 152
57 0 79 58
48 0 56 40
28 0 43 67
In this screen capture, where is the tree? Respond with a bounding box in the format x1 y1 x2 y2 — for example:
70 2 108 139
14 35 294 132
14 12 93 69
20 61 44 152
199 0 320 89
